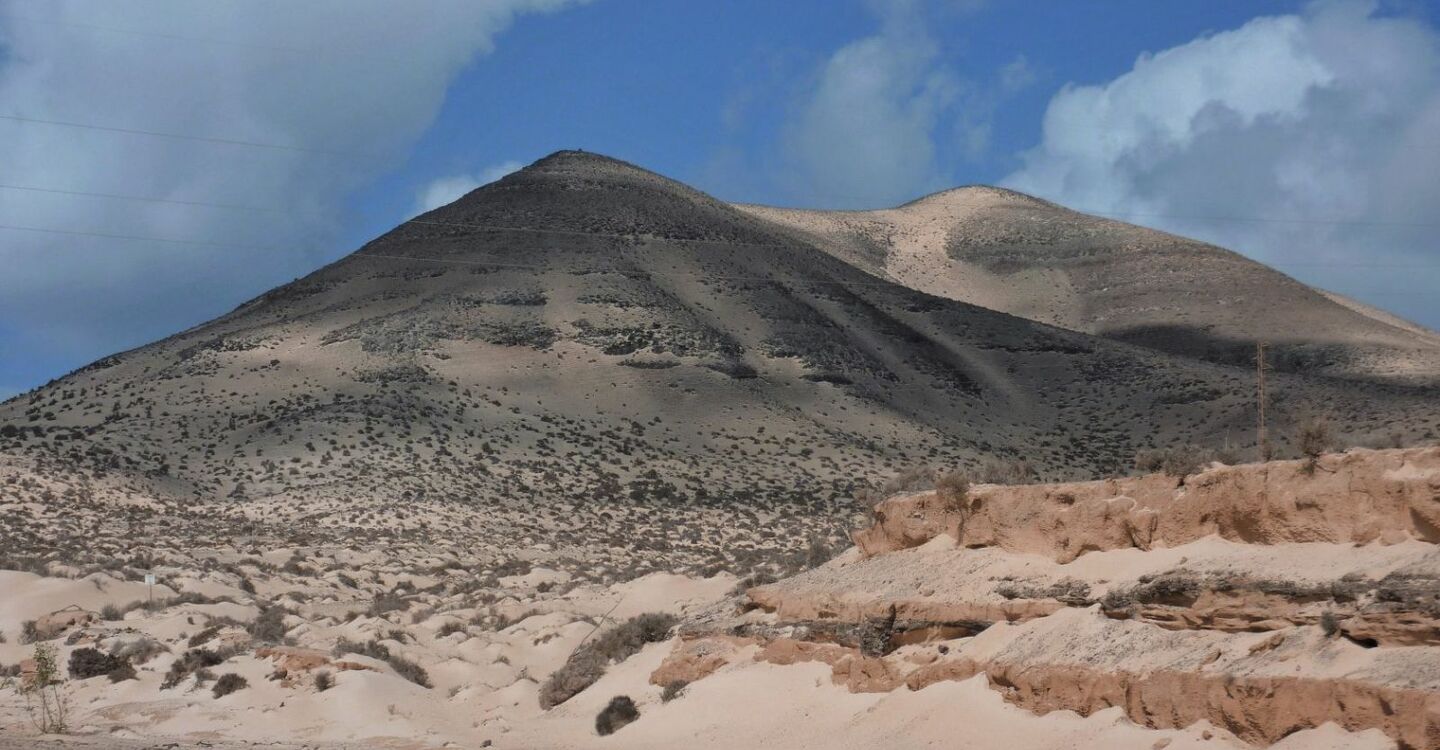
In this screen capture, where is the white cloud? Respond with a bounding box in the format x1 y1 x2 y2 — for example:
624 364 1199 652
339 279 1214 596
0 0 582 372
998 54 1036 94
414 160 524 214
1003 0 1440 328
781 0 960 208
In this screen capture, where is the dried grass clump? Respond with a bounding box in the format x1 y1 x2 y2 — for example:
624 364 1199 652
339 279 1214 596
539 613 678 709
595 695 639 736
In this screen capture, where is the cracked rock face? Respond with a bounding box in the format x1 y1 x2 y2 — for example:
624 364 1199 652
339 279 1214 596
667 448 1440 749
853 447 1440 560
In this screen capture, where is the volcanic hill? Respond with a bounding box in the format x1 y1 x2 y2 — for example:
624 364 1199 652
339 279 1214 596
1 151 1438 573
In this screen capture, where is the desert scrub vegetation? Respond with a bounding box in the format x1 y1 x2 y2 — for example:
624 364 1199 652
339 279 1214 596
853 465 935 511
212 673 248 698
1133 444 1230 478
19 643 70 733
660 680 688 702
935 470 970 510
539 612 678 709
595 695 640 736
1298 416 1334 473
973 457 1037 485
66 647 128 680
331 637 431 688
161 646 243 690
111 636 168 665
249 604 292 644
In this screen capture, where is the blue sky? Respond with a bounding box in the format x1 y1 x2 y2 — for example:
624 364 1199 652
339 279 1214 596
2 0 1439 398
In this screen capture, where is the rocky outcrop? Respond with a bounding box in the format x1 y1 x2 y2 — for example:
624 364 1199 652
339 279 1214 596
854 448 1440 560
648 636 755 687
669 448 1440 747
665 610 1440 749
255 646 372 687
32 606 98 640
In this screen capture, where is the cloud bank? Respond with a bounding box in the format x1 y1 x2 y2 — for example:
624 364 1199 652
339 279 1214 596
1003 0 1440 327
414 160 524 214
0 0 580 386
781 0 960 208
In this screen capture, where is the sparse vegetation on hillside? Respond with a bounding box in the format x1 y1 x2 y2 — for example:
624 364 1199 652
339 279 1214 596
539 612 678 709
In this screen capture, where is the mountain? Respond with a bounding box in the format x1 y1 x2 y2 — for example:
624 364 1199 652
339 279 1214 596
737 187 1440 383
2 151 1438 572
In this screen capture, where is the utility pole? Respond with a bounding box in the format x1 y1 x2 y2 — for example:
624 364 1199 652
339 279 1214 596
1256 341 1270 461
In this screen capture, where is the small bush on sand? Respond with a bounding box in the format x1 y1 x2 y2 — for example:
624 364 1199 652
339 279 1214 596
67 648 125 680
539 613 678 709
935 470 970 510
20 643 69 733
107 661 137 683
436 621 467 638
660 680 687 703
331 638 430 688
386 653 431 688
368 590 409 617
111 637 168 665
595 695 639 736
314 670 334 692
248 605 290 644
19 620 39 645
161 647 238 690
212 673 247 698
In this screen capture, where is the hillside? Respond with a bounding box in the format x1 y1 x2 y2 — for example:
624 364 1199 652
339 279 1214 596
1 152 1438 575
736 188 1440 383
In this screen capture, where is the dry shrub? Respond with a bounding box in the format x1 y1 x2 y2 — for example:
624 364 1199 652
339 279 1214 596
1134 445 1214 478
539 613 677 709
212 673 247 698
66 648 125 680
934 470 970 510
1298 416 1334 468
595 695 639 736
854 466 934 511
660 680 688 703
974 458 1036 485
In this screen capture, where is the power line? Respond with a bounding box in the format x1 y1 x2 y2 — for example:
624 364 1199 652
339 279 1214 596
0 183 286 213
3 15 305 52
14 177 1438 231
0 223 277 251
0 114 372 158
4 219 1440 276
1080 208 1440 230
2 109 1435 229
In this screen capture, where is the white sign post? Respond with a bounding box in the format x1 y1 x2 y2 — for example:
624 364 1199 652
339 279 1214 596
145 572 156 608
